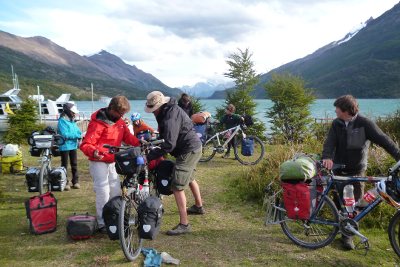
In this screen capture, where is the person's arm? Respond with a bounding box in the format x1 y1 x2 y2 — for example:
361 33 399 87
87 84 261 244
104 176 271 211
321 123 337 169
122 124 141 147
80 121 103 158
58 119 77 139
365 120 400 161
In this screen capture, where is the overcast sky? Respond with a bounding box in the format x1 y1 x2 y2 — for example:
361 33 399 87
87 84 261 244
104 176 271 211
0 0 398 87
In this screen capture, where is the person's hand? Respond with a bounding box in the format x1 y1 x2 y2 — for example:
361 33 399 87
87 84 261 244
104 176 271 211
322 159 333 170
93 150 104 160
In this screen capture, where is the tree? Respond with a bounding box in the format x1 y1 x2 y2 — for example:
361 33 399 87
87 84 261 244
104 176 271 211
190 95 204 114
216 48 266 137
265 73 315 143
4 99 41 144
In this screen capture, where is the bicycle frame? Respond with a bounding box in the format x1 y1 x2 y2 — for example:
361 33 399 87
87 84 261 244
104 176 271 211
205 124 245 148
310 175 389 226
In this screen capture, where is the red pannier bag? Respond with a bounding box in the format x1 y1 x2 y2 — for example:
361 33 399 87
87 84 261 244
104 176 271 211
282 182 311 220
25 192 57 234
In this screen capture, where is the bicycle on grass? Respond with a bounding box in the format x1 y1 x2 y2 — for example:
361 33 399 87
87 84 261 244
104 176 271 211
264 160 400 256
200 121 265 165
104 139 164 262
28 133 65 194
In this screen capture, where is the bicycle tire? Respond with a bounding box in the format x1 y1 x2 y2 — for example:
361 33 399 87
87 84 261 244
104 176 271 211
39 162 49 195
280 196 340 249
119 192 142 261
388 210 400 257
234 135 265 165
199 140 216 162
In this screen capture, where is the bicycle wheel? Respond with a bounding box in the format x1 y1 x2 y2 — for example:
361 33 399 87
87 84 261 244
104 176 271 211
199 139 216 162
234 135 265 165
39 162 49 195
388 210 400 257
280 196 339 249
119 192 142 261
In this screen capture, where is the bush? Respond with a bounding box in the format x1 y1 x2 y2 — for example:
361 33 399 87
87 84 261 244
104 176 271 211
3 99 42 144
376 109 400 144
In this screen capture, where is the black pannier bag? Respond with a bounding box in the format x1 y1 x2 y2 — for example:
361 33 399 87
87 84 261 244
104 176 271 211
115 147 142 175
138 196 163 240
102 196 122 240
155 160 175 196
26 167 41 192
49 167 67 191
66 213 98 240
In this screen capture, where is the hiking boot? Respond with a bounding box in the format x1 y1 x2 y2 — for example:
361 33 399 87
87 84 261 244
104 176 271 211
222 152 230 159
341 235 355 250
72 183 80 189
166 224 191 236
187 205 205 215
64 184 71 191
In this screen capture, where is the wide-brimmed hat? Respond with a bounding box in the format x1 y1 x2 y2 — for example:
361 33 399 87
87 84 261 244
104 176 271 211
144 91 170 113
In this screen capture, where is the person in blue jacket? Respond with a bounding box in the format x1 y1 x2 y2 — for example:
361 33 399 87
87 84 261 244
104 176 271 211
57 103 82 190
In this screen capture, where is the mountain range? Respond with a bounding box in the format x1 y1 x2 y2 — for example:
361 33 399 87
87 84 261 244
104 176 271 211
0 30 180 100
180 81 234 98
211 2 400 99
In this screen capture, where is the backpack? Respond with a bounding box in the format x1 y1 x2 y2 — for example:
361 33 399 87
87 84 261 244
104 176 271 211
193 124 207 144
115 147 142 175
138 196 163 240
25 167 41 192
243 114 254 126
102 196 122 240
49 167 67 191
282 182 311 220
241 138 254 156
66 213 98 240
25 192 57 234
155 160 175 196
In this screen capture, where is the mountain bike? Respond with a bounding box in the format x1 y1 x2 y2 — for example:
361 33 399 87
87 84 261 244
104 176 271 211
28 133 65 194
265 160 400 256
200 122 265 165
104 139 164 262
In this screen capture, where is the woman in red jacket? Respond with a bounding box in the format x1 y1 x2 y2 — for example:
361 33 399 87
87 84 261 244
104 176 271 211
80 96 140 232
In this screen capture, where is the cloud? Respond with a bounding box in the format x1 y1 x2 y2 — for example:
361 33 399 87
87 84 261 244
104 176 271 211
107 0 262 43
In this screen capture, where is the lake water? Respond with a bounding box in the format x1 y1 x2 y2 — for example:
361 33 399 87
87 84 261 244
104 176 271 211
76 99 400 129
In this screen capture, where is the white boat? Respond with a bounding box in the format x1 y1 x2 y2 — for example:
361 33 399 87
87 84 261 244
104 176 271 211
0 69 84 132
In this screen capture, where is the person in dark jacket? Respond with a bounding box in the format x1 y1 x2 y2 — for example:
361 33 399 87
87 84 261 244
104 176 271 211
145 91 204 236
57 103 82 190
322 95 400 250
220 104 243 158
178 93 194 117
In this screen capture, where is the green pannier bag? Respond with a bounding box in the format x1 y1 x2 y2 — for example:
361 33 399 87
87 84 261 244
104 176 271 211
279 154 318 182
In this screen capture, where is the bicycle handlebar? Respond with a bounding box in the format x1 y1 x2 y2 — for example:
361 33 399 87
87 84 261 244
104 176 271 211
103 139 165 152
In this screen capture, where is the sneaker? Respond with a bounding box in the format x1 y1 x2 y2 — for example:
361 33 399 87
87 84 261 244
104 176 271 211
222 152 230 159
64 184 71 191
187 205 205 215
72 183 80 189
166 223 191 236
341 235 355 250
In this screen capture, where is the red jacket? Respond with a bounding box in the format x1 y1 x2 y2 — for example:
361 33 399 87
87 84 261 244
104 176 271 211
80 109 140 163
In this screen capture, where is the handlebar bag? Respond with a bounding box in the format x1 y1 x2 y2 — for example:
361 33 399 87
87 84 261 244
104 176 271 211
115 147 142 175
66 213 98 240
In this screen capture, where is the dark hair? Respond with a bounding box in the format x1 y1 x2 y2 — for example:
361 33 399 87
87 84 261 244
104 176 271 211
108 95 130 114
180 93 190 103
334 95 359 116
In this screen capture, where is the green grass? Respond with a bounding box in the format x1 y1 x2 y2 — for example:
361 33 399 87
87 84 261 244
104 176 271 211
1 146 400 266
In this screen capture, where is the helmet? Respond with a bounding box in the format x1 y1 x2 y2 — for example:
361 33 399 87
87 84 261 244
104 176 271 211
131 112 141 122
376 180 400 208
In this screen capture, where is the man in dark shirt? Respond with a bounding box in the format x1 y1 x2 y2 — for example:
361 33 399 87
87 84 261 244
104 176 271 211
178 93 194 117
145 91 204 236
220 104 243 158
322 95 400 249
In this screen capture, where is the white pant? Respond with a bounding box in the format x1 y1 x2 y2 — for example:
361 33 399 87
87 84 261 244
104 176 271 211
89 161 121 227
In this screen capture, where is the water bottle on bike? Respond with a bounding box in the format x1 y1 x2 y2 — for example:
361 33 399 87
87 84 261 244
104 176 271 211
356 187 378 208
343 184 355 218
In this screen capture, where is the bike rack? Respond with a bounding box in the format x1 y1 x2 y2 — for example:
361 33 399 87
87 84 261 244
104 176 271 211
264 183 285 225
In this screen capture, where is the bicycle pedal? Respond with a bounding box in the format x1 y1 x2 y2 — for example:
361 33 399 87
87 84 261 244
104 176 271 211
355 240 370 255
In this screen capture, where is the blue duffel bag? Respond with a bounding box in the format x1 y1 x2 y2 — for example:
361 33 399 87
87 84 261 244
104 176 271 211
241 138 254 156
